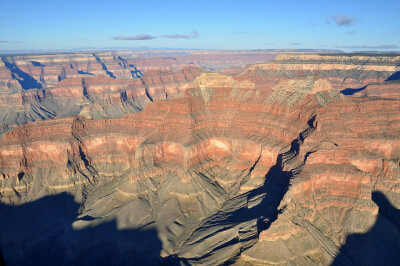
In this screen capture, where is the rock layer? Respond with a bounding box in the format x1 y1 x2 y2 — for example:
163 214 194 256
0 52 136 93
236 53 400 91
0 67 205 134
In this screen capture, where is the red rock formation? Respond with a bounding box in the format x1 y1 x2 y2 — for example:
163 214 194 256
0 67 205 133
235 53 400 91
126 53 277 72
352 81 400 99
0 52 135 92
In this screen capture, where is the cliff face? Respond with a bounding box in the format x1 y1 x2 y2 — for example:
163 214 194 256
126 53 277 72
0 60 399 265
0 52 137 93
0 50 278 94
236 54 400 92
0 67 205 134
0 49 279 132
352 81 400 99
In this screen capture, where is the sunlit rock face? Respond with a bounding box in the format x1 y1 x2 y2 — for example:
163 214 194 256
0 64 205 135
0 53 399 265
234 53 400 92
119 49 277 72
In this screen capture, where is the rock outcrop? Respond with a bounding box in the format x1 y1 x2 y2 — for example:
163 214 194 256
0 52 136 93
237 53 400 92
124 51 277 72
352 81 400 99
0 67 205 134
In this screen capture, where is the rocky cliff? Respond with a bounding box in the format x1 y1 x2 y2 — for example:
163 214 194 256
351 80 400 99
0 52 137 93
236 53 400 92
125 52 277 72
0 58 399 265
0 50 278 94
0 67 205 135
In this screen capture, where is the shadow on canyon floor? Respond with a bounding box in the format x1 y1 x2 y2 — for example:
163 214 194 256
386 71 400 81
93 54 116 78
77 70 94 76
340 85 367 96
0 160 294 266
341 71 400 96
2 59 43 90
0 167 292 266
0 193 166 266
173 157 292 265
332 191 400 266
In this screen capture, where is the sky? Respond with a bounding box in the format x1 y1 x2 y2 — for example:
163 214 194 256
0 0 399 52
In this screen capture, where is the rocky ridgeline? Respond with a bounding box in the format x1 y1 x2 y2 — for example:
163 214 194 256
2 52 398 136
0 66 205 134
124 52 277 72
0 50 278 95
235 53 400 93
0 50 281 133
0 52 136 93
0 63 399 265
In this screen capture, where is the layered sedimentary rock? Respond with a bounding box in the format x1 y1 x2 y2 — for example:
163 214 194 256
351 81 400 99
0 67 205 134
235 53 400 91
124 49 340 73
0 49 279 95
238 80 400 265
117 49 340 73
125 52 277 72
0 67 399 265
0 52 136 93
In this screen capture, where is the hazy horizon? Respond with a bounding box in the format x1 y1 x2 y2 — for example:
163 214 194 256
1 0 399 52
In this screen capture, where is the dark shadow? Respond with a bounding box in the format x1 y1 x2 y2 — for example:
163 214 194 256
0 193 166 265
30 61 45 67
161 57 177 60
129 64 143 78
202 66 215 71
332 191 400 266
173 156 292 264
0 247 5 266
385 71 400 81
93 54 116 78
77 70 94 76
2 59 42 90
145 87 154 102
17 172 24 181
340 85 367 96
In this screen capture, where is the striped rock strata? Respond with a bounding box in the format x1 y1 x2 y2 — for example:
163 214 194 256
234 53 400 92
0 67 205 134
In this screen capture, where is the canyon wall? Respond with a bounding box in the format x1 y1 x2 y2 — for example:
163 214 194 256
235 53 400 92
0 66 205 134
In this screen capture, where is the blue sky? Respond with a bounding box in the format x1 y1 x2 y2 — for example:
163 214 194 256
0 0 399 51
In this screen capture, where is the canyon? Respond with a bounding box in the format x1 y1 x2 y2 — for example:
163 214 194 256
0 51 399 265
